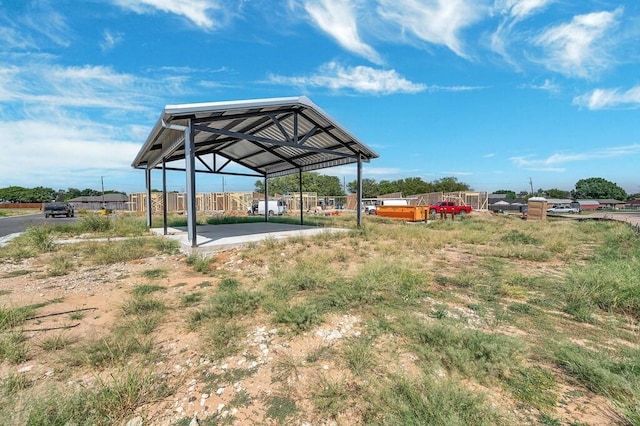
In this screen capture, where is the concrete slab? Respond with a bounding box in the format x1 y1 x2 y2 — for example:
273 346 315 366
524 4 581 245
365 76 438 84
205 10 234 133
150 222 349 255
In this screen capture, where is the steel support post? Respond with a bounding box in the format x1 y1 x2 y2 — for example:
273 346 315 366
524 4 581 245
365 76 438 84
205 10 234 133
145 167 152 228
299 169 304 225
356 154 362 228
184 120 197 247
162 158 168 235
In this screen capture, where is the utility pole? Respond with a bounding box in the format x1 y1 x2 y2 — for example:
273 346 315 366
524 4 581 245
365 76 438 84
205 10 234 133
101 176 106 209
529 177 534 196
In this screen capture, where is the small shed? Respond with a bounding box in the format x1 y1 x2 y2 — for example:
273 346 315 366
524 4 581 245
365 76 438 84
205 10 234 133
527 197 548 220
573 200 599 211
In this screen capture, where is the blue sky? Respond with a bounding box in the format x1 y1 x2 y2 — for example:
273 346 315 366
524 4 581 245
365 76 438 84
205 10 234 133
1 0 639 195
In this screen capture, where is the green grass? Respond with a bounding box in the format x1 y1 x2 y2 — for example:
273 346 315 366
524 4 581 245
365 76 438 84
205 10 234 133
505 366 557 409
39 333 76 351
47 254 73 276
311 375 349 418
365 374 502 425
1 270 30 278
131 284 166 297
342 336 375 376
186 254 213 273
265 395 299 422
20 368 170 425
0 332 29 364
121 297 166 316
141 268 168 279
189 288 261 327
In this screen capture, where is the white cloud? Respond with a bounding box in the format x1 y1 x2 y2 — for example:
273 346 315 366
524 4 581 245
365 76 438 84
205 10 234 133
100 30 124 52
0 63 179 113
0 117 142 188
443 171 473 176
377 0 486 58
534 7 623 79
573 86 640 110
112 0 229 30
491 0 554 65
303 0 381 64
510 144 640 170
267 61 426 95
495 0 555 22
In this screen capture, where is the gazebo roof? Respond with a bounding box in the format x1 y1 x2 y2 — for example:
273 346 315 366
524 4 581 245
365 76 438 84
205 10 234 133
132 96 379 178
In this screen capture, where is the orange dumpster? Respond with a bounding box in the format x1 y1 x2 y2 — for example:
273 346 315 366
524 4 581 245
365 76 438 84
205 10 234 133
375 205 429 221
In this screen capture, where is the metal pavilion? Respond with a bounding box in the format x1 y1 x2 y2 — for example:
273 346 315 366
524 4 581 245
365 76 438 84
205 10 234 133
131 96 379 247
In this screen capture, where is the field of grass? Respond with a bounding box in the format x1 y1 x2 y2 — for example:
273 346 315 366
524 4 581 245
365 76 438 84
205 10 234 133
0 213 638 424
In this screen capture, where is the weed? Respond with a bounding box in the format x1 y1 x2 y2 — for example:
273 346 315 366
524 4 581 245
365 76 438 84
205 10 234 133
80 215 113 232
342 336 374 376
181 292 203 306
198 280 213 288
186 254 212 273
218 276 240 291
132 284 166 297
74 334 156 368
553 343 634 400
229 389 252 407
0 305 34 330
69 310 85 320
23 368 170 425
305 345 334 363
265 395 298 422
0 332 29 364
408 320 520 382
1 270 30 278
24 225 55 252
501 230 540 245
274 303 322 333
312 375 348 418
90 238 155 264
2 372 32 395
366 374 501 425
272 355 302 383
505 366 557 409
203 320 245 359
151 237 180 254
121 297 165 316
508 303 533 314
47 254 73 276
39 333 76 351
141 268 167 280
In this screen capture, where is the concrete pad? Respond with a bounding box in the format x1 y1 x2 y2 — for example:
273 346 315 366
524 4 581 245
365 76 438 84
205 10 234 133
150 222 349 255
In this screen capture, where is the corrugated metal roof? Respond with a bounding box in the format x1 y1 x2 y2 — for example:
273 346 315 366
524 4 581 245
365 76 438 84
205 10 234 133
132 96 379 178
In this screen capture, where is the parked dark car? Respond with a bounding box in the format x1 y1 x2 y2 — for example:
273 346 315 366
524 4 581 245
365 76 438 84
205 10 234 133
43 202 75 218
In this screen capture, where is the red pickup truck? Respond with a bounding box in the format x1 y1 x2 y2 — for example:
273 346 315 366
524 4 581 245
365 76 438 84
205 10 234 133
428 201 472 216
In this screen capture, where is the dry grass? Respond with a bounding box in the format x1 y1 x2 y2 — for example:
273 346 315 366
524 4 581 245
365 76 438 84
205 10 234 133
0 213 638 425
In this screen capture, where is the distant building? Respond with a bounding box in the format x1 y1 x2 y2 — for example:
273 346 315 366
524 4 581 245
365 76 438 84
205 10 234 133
572 200 599 211
68 194 129 210
596 199 626 209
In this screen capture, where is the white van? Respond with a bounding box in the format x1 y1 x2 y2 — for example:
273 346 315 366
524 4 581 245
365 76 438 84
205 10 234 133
380 199 408 206
256 200 287 215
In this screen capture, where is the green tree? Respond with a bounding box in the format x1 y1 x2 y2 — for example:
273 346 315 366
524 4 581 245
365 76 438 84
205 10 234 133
347 178 379 198
493 190 516 199
545 188 571 199
378 180 401 195
254 172 345 196
398 177 433 196
0 186 28 203
571 177 627 200
432 176 471 192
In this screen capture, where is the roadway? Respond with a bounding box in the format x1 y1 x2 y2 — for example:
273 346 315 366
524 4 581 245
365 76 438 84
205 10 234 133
0 213 80 243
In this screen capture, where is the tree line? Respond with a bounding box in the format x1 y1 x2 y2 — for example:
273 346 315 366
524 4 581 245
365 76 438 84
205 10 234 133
254 173 471 198
2 176 635 204
495 178 636 201
0 186 125 203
